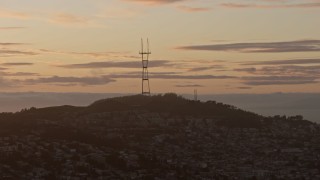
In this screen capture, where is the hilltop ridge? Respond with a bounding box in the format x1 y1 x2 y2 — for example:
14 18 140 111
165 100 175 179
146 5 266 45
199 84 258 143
0 93 312 129
89 93 263 128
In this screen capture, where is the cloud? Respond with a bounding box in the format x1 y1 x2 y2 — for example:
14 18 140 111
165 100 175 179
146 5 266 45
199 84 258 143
188 65 225 72
175 84 204 87
0 78 17 88
237 65 320 77
95 7 141 19
150 74 235 79
22 76 115 86
0 8 96 27
237 87 252 89
236 64 320 85
2 62 34 66
234 67 257 73
176 40 320 53
0 72 39 77
0 64 37 77
50 13 88 25
0 50 38 57
123 0 186 5
39 49 136 59
221 2 320 9
0 9 30 19
58 60 173 69
0 27 26 30
0 43 26 46
0 43 37 57
177 6 211 12
106 72 236 80
243 58 320 65
242 76 319 85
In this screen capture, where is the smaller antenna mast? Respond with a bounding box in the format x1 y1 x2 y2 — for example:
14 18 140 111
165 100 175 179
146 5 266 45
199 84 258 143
194 89 198 101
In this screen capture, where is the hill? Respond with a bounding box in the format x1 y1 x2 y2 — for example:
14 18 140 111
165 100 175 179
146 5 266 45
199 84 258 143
0 93 318 179
0 93 313 130
89 93 263 128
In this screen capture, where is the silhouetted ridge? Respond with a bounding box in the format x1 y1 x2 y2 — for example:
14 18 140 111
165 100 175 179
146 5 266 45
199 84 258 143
87 98 131 113
88 93 262 128
0 93 312 129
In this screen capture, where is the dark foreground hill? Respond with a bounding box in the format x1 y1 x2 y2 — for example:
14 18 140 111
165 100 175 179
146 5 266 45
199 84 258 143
0 93 309 128
0 93 319 179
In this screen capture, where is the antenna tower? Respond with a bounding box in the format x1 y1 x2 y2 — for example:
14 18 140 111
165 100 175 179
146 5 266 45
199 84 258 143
140 38 151 95
194 89 198 101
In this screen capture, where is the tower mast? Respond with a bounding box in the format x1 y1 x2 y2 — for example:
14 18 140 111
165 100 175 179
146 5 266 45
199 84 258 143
140 38 151 95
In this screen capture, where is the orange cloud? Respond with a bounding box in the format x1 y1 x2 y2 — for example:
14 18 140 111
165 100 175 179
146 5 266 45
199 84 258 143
39 49 136 59
177 5 211 12
0 9 30 19
50 13 88 24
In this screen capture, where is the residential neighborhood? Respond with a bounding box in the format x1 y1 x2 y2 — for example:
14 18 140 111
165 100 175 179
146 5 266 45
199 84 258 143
0 95 319 179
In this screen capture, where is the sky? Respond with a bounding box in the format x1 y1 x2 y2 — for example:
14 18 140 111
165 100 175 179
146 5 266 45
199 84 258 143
0 0 320 94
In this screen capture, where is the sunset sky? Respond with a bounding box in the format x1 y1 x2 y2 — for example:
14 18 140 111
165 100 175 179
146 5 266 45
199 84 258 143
1 0 320 94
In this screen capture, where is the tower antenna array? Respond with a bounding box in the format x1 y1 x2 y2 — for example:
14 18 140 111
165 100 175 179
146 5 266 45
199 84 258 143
140 38 151 95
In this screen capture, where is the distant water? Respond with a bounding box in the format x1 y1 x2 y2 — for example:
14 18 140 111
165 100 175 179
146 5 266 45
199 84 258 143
190 93 320 123
0 92 123 112
0 92 319 123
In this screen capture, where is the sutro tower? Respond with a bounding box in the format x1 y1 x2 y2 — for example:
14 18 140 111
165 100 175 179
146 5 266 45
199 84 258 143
140 38 151 95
